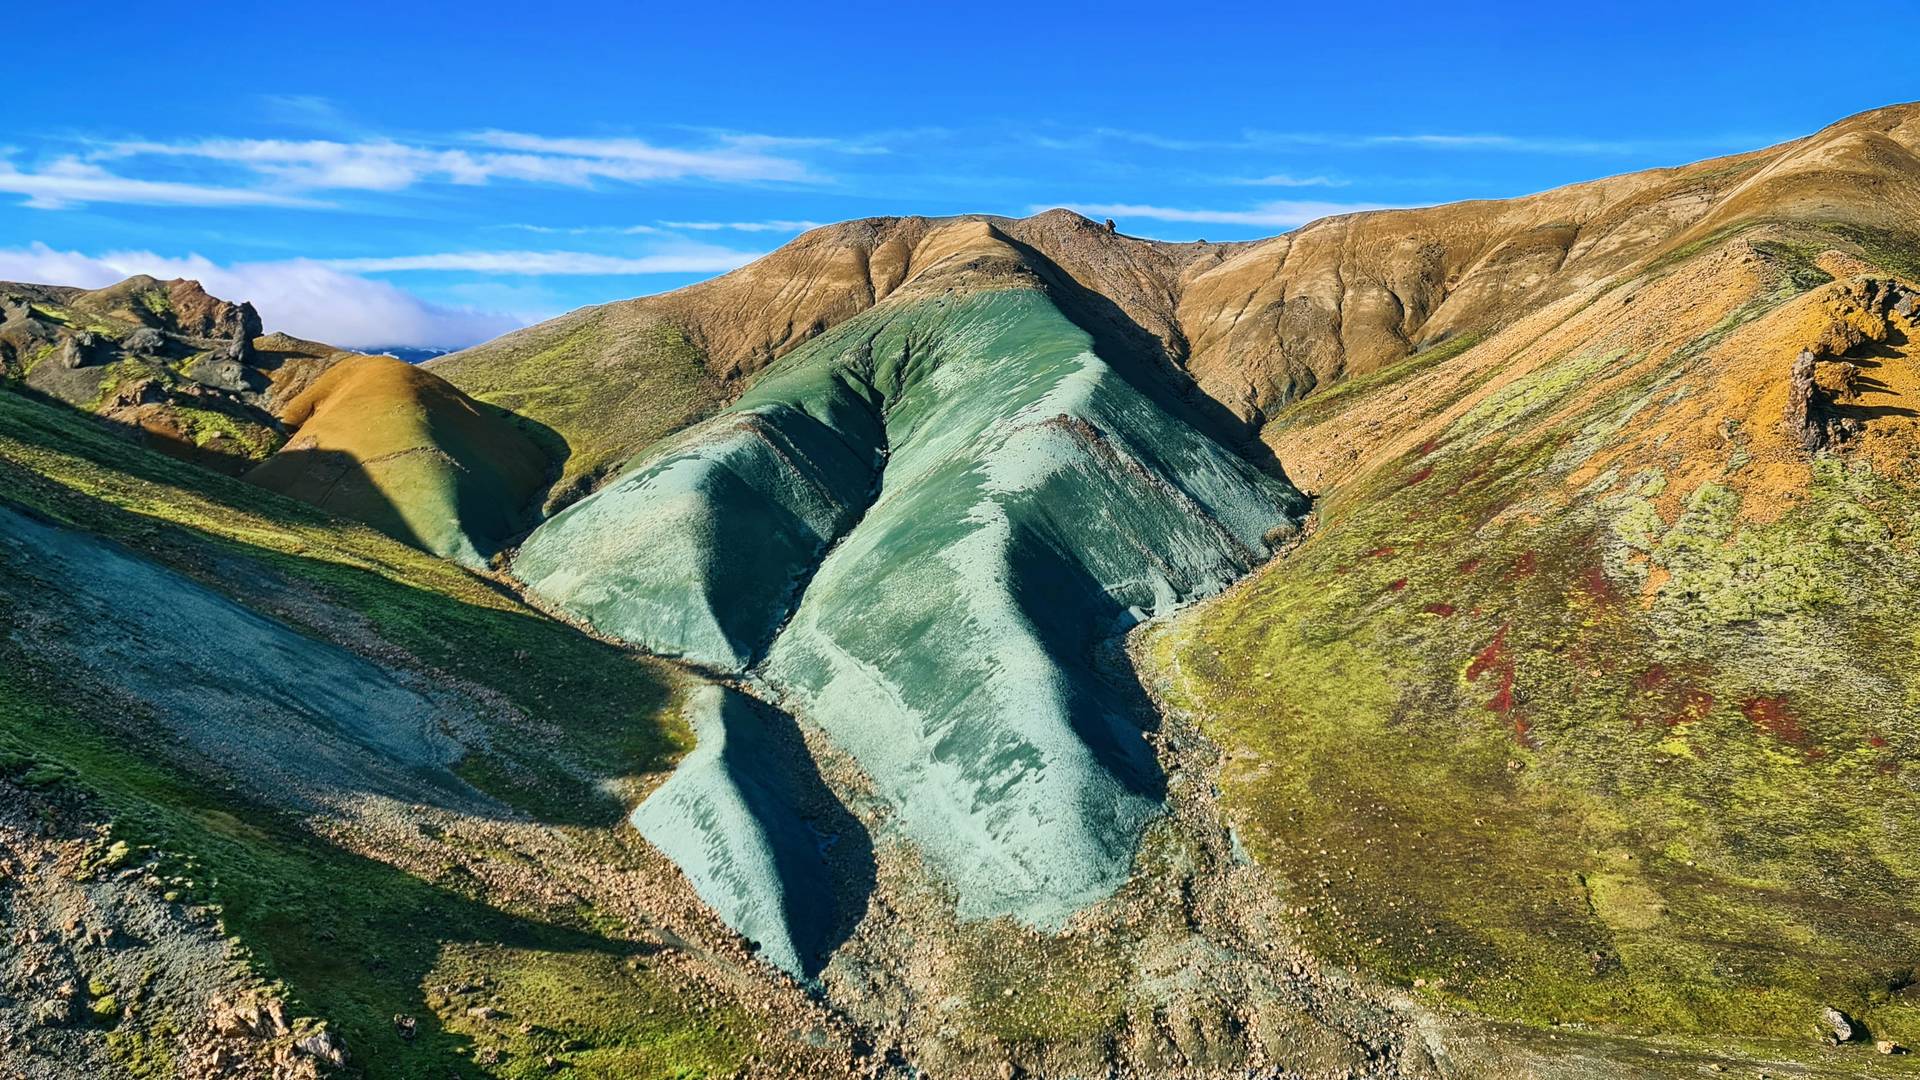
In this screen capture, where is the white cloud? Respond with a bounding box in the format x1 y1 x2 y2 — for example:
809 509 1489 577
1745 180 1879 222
320 246 761 275
1046 200 1395 229
1227 174 1348 188
0 242 524 348
85 130 817 199
0 156 325 210
657 219 823 233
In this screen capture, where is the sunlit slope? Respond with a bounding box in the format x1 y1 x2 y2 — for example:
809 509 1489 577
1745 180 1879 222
0 387 804 1077
1144 219 1920 1054
246 352 552 566
517 279 1306 933
630 685 865 980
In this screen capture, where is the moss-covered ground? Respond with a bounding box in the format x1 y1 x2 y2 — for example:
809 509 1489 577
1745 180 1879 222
0 387 759 1078
1145 250 1920 1062
429 308 728 509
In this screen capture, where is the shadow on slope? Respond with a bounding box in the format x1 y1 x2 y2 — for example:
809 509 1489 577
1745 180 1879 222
632 686 874 980
0 644 746 1078
246 353 565 568
1000 231 1296 482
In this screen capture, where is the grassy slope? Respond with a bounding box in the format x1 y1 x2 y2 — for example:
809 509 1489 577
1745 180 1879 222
247 352 554 568
428 305 728 510
0 388 761 1078
1144 230 1920 1066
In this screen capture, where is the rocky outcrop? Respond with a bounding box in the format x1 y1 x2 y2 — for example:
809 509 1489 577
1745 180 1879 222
1784 349 1858 450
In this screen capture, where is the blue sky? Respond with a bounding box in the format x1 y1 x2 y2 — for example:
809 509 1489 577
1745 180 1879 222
4 2 1913 348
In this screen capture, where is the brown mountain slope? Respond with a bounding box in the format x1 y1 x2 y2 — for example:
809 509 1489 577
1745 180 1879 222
434 102 1920 510
429 211 1246 503
1177 101 1920 423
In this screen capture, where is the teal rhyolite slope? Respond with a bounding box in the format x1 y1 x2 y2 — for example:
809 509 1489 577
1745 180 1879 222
629 685 865 979
0 503 468 806
516 286 1307 943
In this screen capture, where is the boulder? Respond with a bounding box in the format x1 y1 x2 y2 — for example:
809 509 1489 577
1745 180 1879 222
122 327 168 355
293 1028 349 1068
1818 1004 1857 1044
58 331 97 370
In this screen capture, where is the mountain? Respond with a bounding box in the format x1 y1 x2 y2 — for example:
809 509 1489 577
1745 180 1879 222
0 276 556 567
4 103 1920 1078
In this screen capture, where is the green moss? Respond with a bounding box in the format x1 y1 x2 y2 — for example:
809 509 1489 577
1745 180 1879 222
1146 279 1920 1052
956 925 1127 1044
428 943 751 1079
169 404 283 458
0 386 746 1075
1270 330 1486 434
106 1026 178 1078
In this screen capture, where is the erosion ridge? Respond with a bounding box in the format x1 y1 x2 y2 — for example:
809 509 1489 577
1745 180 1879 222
514 220 1309 961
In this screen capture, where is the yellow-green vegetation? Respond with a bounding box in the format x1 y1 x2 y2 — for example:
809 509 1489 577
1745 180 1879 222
0 386 748 1076
1145 277 1920 1053
430 308 728 508
172 403 284 458
247 352 554 567
428 943 751 1078
1268 330 1488 437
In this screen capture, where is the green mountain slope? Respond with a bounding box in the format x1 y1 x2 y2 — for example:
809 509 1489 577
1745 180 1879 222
514 235 1305 959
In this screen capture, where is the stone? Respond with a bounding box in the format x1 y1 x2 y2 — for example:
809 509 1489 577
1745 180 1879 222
58 331 97 370
1818 1004 1855 1044
1880 1039 1904 1055
293 1028 349 1068
122 327 168 354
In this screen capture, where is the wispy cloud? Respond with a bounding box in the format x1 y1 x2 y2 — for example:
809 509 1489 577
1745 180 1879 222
321 246 761 275
1226 173 1348 188
0 156 326 210
1046 200 1394 229
658 219 823 233
0 242 526 347
97 131 817 193
500 223 664 236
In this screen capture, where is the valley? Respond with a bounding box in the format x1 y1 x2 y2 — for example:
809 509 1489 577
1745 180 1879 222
3 102 1920 1078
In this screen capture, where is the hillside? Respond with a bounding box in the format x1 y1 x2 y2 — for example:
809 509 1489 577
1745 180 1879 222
245 352 553 567
5 101 1920 1079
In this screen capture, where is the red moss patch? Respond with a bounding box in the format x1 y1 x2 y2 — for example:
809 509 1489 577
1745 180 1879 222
1369 546 1397 559
1742 696 1808 745
1668 688 1715 728
1403 465 1435 487
1422 602 1456 617
1388 578 1408 592
1466 626 1511 683
1505 551 1538 580
1575 564 1618 605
